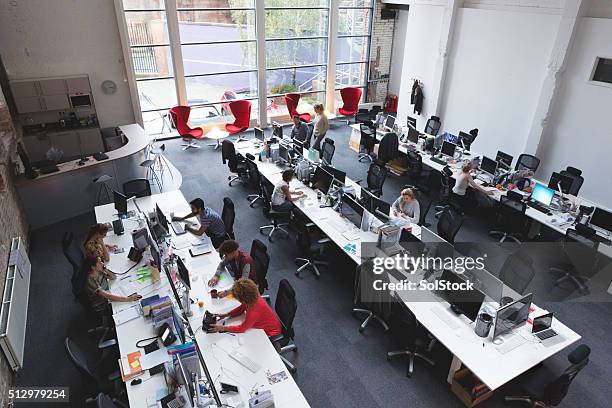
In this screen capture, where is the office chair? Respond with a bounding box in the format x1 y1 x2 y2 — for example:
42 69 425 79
504 344 590 407
406 151 431 193
358 124 376 162
424 115 441 136
225 100 252 142
338 87 362 123
139 159 162 192
560 167 584 196
269 279 298 373
221 197 235 240
294 216 330 279
434 167 454 217
122 179 151 198
386 295 436 378
549 229 599 293
366 161 387 197
515 154 540 172
436 206 464 244
418 195 432 227
245 155 264 207
259 181 291 242
377 132 399 164
62 231 83 281
321 138 335 165
285 93 311 122
221 139 248 186
95 393 128 408
305 123 314 148
489 190 529 243
65 337 124 403
499 249 536 296
169 106 204 150
352 260 392 333
250 239 270 298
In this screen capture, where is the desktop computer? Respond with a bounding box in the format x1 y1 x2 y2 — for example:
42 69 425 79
114 191 128 216
340 194 365 230
438 269 486 322
479 156 498 180
254 127 265 142
589 207 612 237
492 293 533 343
312 166 334 195
384 115 396 131
548 172 574 195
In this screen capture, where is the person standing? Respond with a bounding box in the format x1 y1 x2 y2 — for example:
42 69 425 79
311 104 329 151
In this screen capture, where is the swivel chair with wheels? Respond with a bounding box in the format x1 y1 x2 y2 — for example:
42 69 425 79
549 229 599 294
269 279 299 373
515 154 540 172
225 100 251 142
294 216 330 279
221 197 235 240
338 87 362 123
321 138 335 165
358 124 376 162
259 181 291 242
221 140 248 186
169 106 204 150
250 239 270 298
366 161 387 197
436 206 464 244
352 260 392 333
489 190 529 243
424 115 441 136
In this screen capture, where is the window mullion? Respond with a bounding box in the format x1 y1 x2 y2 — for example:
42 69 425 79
326 0 339 112
256 0 268 127
166 0 186 106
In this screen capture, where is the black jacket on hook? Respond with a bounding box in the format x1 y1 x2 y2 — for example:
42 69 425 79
411 80 424 115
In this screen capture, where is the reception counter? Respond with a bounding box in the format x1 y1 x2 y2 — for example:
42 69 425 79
15 124 151 229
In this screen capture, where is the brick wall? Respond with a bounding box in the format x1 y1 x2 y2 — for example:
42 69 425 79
0 87 29 407
367 0 396 103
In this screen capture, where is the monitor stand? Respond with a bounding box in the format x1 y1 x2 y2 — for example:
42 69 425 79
450 304 462 315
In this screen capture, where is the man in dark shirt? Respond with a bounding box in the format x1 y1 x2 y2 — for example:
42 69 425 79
290 114 309 147
172 198 227 248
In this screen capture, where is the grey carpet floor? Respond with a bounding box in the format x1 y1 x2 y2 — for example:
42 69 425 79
15 123 612 408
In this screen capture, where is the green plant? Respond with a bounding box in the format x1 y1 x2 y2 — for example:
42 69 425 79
270 84 298 95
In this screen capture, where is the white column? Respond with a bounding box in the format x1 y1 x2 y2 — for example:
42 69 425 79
523 0 586 156
432 0 461 118
165 0 187 106
326 0 340 113
255 0 268 127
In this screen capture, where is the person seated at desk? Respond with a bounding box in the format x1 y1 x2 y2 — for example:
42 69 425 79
290 114 309 147
453 163 494 209
272 169 305 212
80 256 141 314
391 188 420 224
172 198 226 248
208 279 281 336
311 104 329 151
208 240 257 296
84 223 117 263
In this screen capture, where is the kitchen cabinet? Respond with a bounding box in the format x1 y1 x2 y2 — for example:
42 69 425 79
66 77 91 94
14 97 44 114
10 81 39 98
41 94 70 111
39 79 67 95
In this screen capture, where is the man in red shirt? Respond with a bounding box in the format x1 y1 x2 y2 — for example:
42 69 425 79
209 279 281 337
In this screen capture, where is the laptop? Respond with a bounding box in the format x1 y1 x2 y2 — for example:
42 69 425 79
532 313 564 346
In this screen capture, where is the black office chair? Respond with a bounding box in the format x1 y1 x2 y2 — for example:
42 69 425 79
305 123 314 149
405 150 431 193
436 206 464 244
424 115 441 136
515 154 540 172
386 295 436 378
244 154 264 207
259 181 291 242
352 260 392 333
96 393 128 408
358 124 376 162
321 138 335 165
221 139 248 186
269 279 298 373
499 249 536 296
560 167 584 196
434 167 455 217
489 190 529 243
250 239 270 297
418 195 432 227
504 344 590 407
377 132 399 164
294 216 330 279
62 231 84 281
549 229 599 293
122 179 151 198
365 161 387 197
65 337 124 403
221 197 235 240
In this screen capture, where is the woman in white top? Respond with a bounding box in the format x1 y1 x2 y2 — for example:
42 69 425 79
391 188 421 224
311 104 329 151
453 163 494 197
271 169 304 212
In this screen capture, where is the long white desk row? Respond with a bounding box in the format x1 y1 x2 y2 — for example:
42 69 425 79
236 139 581 393
96 190 309 408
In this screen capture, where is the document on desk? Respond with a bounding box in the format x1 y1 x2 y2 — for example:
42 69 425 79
112 281 138 297
139 347 172 370
113 305 142 326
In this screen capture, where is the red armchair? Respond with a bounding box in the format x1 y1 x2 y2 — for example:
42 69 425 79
285 93 311 123
169 106 204 150
225 100 252 142
338 87 362 123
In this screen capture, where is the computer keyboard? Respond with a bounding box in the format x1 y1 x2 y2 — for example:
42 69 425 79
229 350 261 373
329 219 349 233
171 221 186 235
430 306 461 330
495 334 525 354
342 230 360 241
527 201 552 215
536 329 557 340
430 156 448 166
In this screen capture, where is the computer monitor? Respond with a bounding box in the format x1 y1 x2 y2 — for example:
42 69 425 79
176 257 191 289
360 188 391 221
384 115 395 131
341 194 365 229
322 165 346 185
293 139 304 156
480 156 498 176
458 131 475 151
590 207 612 233
493 293 533 339
440 141 456 158
175 353 195 406
132 227 149 250
548 172 574 195
439 269 486 322
254 127 265 142
406 116 417 129
164 265 182 309
444 132 459 144
496 151 513 169
150 238 161 271
312 166 334 194
145 215 160 243
278 144 289 163
156 204 169 233
530 183 554 207
114 191 128 215
407 127 420 143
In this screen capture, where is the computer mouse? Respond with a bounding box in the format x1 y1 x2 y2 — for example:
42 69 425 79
131 378 142 386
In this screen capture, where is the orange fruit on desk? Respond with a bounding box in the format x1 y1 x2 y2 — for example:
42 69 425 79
496 184 502 189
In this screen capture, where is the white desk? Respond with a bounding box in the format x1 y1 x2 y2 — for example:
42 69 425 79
96 190 309 408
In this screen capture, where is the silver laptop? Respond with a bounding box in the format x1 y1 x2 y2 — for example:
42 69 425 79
532 313 564 346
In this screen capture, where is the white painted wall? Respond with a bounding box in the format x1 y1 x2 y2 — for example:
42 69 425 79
0 0 135 128
396 4 445 130
537 17 612 208
389 8 409 96
439 8 560 160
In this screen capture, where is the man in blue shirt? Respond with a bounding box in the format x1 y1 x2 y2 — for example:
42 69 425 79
172 198 227 248
290 114 309 147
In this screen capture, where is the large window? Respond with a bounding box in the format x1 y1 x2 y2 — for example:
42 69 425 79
118 0 373 135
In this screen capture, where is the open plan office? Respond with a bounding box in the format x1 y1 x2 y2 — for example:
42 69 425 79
1 1 611 407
